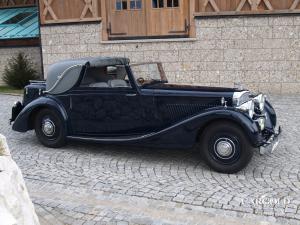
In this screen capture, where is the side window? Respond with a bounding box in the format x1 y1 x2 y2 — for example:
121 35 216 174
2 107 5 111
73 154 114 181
152 0 164 8
167 0 179 7
130 0 142 9
116 0 128 10
80 66 131 89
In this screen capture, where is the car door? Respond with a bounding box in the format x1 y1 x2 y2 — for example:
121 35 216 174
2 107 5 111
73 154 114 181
68 65 157 136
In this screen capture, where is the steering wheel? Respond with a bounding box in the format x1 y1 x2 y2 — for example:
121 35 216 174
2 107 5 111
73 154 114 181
137 77 145 85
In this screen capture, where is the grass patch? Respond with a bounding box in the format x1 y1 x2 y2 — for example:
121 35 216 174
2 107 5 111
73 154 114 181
0 86 23 95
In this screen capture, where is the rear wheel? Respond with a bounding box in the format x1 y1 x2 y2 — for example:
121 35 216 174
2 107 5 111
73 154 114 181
200 121 254 174
34 108 66 148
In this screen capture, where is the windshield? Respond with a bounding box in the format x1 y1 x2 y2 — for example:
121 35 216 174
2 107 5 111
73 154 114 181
130 62 168 87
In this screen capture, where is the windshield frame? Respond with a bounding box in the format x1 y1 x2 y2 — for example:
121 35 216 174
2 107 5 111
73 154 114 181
130 62 168 86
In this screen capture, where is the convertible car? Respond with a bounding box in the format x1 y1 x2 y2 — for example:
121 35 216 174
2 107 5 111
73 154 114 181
10 57 281 173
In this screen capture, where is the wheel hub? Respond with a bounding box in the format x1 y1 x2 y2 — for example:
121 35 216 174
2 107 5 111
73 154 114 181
42 119 55 137
214 138 235 159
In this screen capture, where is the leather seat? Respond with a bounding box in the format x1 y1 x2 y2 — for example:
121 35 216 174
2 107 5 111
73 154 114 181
108 79 128 88
89 82 109 88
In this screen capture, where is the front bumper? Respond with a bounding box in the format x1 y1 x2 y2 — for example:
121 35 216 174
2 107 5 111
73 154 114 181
10 101 23 124
259 126 282 155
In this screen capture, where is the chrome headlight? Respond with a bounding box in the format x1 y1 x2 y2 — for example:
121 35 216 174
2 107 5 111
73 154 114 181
233 91 251 106
254 94 266 111
236 100 255 118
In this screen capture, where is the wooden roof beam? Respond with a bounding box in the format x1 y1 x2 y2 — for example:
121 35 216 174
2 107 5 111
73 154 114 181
291 0 300 10
236 0 273 11
80 0 98 19
42 0 57 21
203 0 220 12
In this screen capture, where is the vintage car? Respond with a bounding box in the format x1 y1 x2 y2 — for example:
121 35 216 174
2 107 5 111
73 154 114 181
10 57 281 173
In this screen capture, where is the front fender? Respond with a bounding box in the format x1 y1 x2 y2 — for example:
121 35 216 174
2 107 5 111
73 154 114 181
182 107 261 147
140 107 262 149
264 100 277 128
12 96 68 132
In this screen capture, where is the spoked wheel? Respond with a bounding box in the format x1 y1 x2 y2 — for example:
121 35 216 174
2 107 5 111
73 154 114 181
34 108 66 148
200 121 254 174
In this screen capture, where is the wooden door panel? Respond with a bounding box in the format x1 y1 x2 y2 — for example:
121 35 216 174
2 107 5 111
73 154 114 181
166 8 187 34
106 0 189 39
107 0 147 38
146 0 189 36
107 0 128 35
127 10 147 36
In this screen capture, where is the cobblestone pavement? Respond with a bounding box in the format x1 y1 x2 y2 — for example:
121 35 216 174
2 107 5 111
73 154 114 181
1 94 300 225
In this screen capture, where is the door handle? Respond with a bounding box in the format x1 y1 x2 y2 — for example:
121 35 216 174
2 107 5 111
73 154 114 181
126 93 137 97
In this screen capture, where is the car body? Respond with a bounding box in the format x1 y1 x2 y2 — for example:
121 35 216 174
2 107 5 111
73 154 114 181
10 56 281 173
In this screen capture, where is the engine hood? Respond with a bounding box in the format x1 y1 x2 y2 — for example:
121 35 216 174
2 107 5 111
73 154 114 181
140 83 252 111
144 83 240 93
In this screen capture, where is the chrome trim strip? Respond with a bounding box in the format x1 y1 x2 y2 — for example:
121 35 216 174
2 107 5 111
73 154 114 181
67 133 155 142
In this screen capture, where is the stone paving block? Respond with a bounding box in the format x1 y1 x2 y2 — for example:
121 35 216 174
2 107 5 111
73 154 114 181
1 94 300 224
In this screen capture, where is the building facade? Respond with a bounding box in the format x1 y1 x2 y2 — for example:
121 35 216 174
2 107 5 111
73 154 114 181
0 0 42 85
39 0 300 94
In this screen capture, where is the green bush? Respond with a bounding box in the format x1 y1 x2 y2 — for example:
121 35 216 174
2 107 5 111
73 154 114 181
3 52 39 89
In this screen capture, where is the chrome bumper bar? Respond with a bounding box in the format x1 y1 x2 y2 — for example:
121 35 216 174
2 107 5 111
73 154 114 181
260 126 282 155
10 101 23 125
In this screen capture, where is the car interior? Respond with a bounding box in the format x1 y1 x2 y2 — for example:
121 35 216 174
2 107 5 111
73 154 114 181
81 65 131 88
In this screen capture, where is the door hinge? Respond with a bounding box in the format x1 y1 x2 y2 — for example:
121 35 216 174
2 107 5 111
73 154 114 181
185 19 190 33
169 19 190 34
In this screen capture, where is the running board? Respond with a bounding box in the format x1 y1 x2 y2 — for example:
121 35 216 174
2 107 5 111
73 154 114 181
67 133 155 142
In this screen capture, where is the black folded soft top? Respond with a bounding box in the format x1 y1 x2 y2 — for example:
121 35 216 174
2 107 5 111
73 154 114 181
46 57 130 94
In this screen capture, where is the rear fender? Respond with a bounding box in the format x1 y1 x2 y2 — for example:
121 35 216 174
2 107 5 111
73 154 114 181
12 97 68 132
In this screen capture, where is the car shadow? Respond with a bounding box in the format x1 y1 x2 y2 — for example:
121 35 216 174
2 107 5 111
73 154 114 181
66 140 205 167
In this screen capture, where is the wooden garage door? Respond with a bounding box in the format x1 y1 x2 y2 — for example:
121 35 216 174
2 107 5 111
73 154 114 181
106 0 147 38
146 0 189 37
106 0 189 39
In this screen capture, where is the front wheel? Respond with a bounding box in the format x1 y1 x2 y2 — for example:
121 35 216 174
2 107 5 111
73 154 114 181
200 121 254 174
34 108 67 148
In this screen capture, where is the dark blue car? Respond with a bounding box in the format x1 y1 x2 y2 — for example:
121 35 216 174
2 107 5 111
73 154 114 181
10 57 281 173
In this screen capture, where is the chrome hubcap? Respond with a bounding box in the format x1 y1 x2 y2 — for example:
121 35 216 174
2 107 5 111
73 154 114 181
214 138 235 159
42 119 55 137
